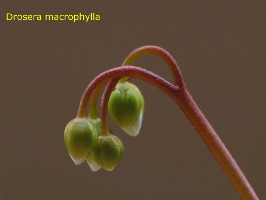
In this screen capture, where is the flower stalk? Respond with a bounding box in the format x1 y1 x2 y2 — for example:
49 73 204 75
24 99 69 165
77 66 178 118
88 80 107 119
122 45 185 87
71 46 259 200
100 78 120 136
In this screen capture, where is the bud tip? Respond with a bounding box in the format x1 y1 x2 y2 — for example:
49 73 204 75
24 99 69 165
69 153 87 165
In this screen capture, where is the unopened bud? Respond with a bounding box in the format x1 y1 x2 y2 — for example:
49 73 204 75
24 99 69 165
108 81 144 136
64 118 97 165
94 134 124 171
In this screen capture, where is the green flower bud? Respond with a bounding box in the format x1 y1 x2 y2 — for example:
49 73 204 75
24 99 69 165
108 81 144 136
86 118 114 172
86 118 102 172
94 134 124 171
64 118 98 165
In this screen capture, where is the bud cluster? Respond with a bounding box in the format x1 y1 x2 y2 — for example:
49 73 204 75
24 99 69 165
64 80 144 172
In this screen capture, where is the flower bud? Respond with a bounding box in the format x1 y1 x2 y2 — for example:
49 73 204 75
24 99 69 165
86 118 102 172
94 134 124 171
108 81 144 136
64 118 98 165
86 118 114 172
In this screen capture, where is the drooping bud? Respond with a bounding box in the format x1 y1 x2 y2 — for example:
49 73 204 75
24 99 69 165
86 118 114 172
108 81 144 136
64 118 98 165
86 118 102 172
94 134 124 171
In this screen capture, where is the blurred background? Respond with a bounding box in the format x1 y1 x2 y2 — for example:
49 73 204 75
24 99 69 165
0 2 265 199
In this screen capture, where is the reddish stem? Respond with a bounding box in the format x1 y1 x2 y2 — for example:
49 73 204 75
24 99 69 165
77 66 178 118
177 88 258 200
100 78 119 135
122 45 185 87
88 45 184 119
77 66 258 200
88 80 107 119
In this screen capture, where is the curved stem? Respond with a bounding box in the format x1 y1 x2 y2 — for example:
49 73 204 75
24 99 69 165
78 66 258 199
88 80 107 119
122 45 185 87
100 78 119 135
122 46 257 198
77 66 178 118
88 45 185 119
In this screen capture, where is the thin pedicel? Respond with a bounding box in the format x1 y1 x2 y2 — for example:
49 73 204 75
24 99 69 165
65 46 259 200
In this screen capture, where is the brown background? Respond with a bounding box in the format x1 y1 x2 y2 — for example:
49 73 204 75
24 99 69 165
1 2 265 200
